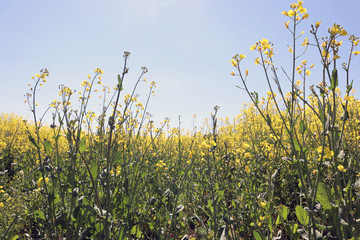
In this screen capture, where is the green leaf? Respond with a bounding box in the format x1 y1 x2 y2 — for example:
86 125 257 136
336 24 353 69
44 139 52 155
33 210 45 220
316 182 332 211
346 80 353 94
117 74 123 90
299 120 306 134
90 161 98 179
295 205 309 225
79 137 86 154
29 135 41 149
280 205 288 221
329 68 338 91
253 230 263 240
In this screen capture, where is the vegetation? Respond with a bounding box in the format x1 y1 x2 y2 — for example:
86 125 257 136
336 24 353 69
1 1 360 239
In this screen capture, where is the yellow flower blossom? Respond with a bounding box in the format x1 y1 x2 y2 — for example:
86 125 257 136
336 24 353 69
337 164 346 173
230 59 237 67
352 51 360 55
288 10 296 17
305 70 311 76
255 57 260 65
245 165 251 174
302 38 309 46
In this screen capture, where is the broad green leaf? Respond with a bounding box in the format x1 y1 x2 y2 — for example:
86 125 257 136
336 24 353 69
90 161 98 179
44 139 52 155
33 210 45 220
29 135 41 149
346 80 353 94
295 205 309 225
280 205 288 221
329 68 338 90
316 182 332 211
253 230 263 240
299 120 306 134
79 137 86 153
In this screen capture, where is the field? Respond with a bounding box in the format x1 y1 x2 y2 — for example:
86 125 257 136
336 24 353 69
1 1 360 239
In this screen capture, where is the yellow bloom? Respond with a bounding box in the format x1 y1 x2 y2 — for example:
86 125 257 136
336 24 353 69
315 21 321 28
281 11 289 16
230 72 235 76
288 47 293 53
87 75 91 79
260 201 266 208
302 38 309 46
255 57 260 65
245 69 249 76
230 59 237 67
250 44 257 51
352 51 360 55
0 202 4 208
305 70 311 76
245 165 251 174
337 164 346 173
284 21 289 29
288 10 296 17
239 54 246 60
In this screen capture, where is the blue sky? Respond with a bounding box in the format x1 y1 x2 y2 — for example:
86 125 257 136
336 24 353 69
1 0 359 130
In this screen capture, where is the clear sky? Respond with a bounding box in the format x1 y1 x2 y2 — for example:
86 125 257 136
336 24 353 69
1 0 359 130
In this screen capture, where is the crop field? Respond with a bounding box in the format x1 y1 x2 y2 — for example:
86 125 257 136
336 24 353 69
1 1 360 239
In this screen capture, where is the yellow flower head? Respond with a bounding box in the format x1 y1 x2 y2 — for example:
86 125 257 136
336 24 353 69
337 164 346 173
230 58 237 67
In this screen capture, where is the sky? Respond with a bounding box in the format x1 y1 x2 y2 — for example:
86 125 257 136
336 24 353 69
1 0 359 131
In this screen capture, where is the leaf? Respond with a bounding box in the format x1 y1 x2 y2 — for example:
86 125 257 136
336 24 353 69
90 161 98 180
346 80 353 94
28 135 41 149
295 205 309 225
117 74 123 91
316 182 332 211
253 230 263 240
44 139 52 155
79 137 86 154
299 120 306 134
329 68 338 91
280 205 288 221
33 210 45 220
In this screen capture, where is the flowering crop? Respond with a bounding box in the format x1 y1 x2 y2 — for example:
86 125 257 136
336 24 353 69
1 1 360 239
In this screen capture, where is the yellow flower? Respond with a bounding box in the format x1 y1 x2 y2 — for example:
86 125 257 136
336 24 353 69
337 164 346 173
239 54 246 60
288 10 296 17
288 47 293 53
284 21 289 29
305 70 311 76
230 72 235 76
245 69 249 76
245 165 251 174
230 59 237 67
250 44 257 51
302 38 309 46
315 21 321 28
281 11 288 16
255 57 260 65
87 75 91 79
352 51 360 55
260 201 266 208
0 202 4 208
35 74 40 78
